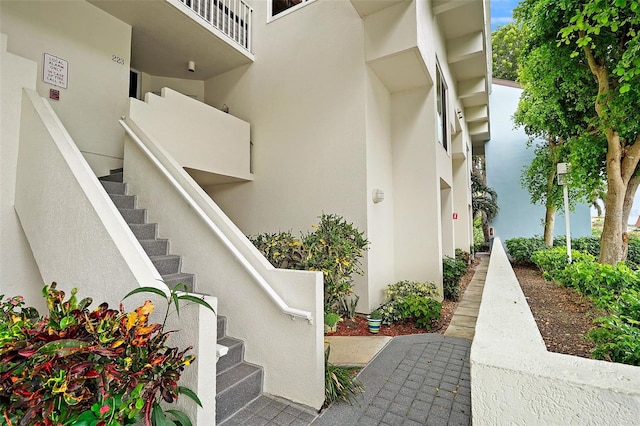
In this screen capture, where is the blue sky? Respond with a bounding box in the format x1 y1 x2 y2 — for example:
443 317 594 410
491 0 519 31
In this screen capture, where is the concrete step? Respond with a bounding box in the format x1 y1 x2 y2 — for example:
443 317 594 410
99 171 123 182
139 239 169 256
100 180 126 195
109 194 135 209
216 362 263 424
161 272 195 292
129 223 157 240
118 208 146 224
218 315 227 339
150 254 181 275
216 336 245 374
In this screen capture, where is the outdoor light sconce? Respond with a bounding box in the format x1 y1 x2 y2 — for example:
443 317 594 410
188 60 196 72
372 189 385 203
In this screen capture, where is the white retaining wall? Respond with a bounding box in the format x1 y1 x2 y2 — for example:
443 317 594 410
471 239 640 425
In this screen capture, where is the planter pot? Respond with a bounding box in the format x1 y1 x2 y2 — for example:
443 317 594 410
324 324 338 334
367 317 382 334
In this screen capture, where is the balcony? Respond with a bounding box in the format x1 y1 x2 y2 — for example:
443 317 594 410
89 0 254 80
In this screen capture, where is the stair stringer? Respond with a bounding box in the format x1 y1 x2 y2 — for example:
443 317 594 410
14 89 219 424
121 115 325 410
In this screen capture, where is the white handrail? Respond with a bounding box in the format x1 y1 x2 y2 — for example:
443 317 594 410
119 119 314 324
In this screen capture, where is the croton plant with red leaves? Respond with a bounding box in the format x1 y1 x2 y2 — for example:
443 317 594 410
0 283 213 426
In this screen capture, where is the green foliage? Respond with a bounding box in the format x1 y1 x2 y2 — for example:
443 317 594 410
250 213 368 314
491 22 526 81
324 312 341 327
516 0 640 264
338 295 359 321
248 231 305 270
324 346 364 405
471 174 499 222
303 214 368 310
377 281 439 326
455 249 471 265
442 256 468 301
398 296 441 330
368 309 382 320
505 237 549 265
0 283 211 425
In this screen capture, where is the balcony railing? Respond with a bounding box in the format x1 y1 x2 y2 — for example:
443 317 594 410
180 0 252 52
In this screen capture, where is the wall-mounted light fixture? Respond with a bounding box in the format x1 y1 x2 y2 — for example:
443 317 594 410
372 189 385 203
188 60 196 72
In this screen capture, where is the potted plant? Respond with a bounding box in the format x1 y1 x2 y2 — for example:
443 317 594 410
324 312 342 334
367 309 383 334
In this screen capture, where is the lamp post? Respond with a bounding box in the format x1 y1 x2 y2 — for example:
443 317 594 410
557 163 572 263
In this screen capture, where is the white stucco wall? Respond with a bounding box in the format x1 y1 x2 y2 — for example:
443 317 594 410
203 0 367 237
391 88 444 294
0 34 44 309
129 88 251 181
121 121 324 409
364 69 396 311
140 72 205 102
0 0 131 177
472 239 640 424
486 82 592 243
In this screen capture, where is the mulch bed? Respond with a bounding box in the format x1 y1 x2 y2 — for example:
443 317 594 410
330 257 480 337
329 258 600 360
513 264 602 359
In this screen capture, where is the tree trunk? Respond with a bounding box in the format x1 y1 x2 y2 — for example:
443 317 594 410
582 43 640 264
543 204 556 247
481 213 490 242
622 175 640 233
544 141 558 247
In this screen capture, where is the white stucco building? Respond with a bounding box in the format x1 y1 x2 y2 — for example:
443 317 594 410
1 0 491 422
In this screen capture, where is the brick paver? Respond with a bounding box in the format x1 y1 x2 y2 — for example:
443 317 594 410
313 334 472 426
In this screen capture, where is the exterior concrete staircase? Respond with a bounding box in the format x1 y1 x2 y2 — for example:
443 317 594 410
99 169 264 424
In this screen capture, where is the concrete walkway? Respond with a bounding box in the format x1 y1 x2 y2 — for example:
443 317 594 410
444 256 488 340
221 257 488 426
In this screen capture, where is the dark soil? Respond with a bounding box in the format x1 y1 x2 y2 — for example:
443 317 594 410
513 264 602 359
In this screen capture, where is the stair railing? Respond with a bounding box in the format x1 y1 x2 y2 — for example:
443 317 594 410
119 118 314 324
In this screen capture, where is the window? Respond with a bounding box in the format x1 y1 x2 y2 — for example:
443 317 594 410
270 0 313 19
436 63 449 151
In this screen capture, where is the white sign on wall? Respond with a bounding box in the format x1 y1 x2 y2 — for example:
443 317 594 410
43 53 68 89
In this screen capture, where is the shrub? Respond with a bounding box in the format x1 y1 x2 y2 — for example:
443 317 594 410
378 281 439 325
569 236 601 257
531 247 595 282
442 256 468 301
627 237 640 267
455 249 471 265
474 242 490 252
505 237 549 265
0 283 212 426
303 213 368 310
250 213 368 314
398 295 441 330
248 231 305 270
589 315 640 366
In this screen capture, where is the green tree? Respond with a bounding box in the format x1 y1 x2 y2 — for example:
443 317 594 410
513 33 597 246
516 0 640 264
491 23 527 81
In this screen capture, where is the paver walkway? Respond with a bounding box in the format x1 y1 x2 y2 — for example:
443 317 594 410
313 334 472 426
220 257 489 425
